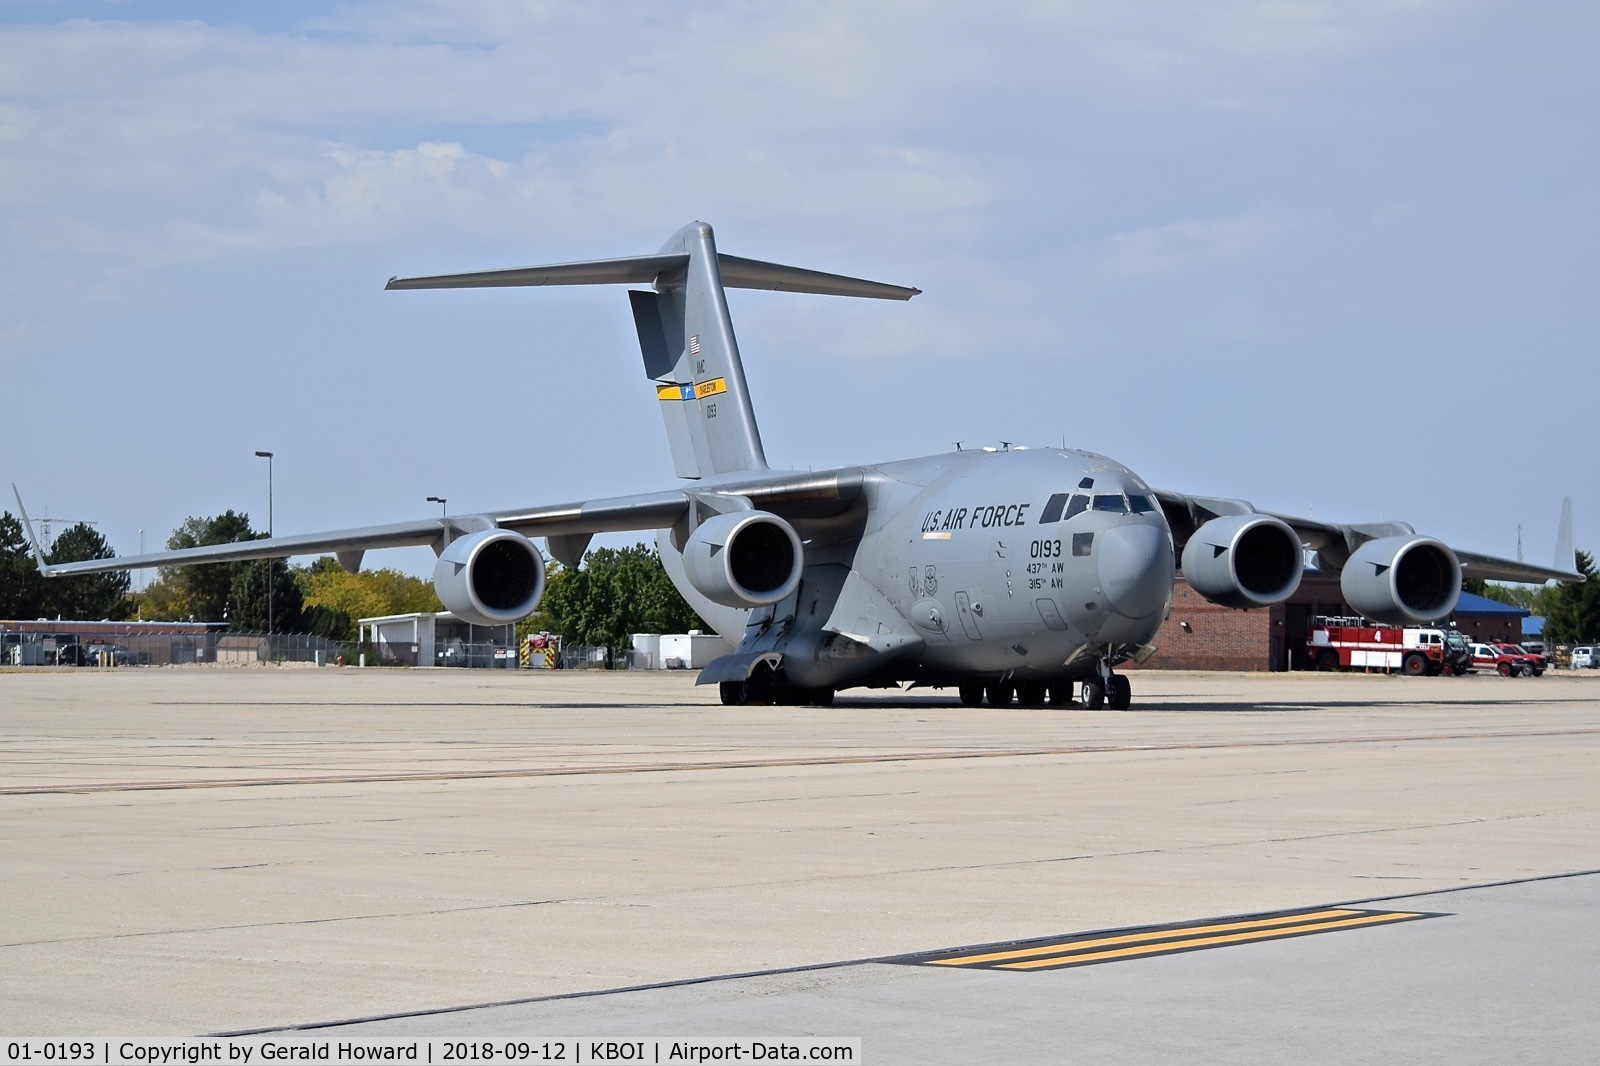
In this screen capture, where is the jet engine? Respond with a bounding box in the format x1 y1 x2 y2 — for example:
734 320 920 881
1181 514 1303 609
1339 535 1461 625
432 529 546 627
682 510 803 609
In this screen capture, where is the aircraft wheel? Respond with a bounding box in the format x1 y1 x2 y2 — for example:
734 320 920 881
985 683 1016 707
1080 677 1106 709
1047 683 1073 707
958 684 985 707
1108 674 1132 710
719 681 747 706
1016 682 1047 707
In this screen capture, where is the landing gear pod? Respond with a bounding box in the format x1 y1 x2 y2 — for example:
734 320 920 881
433 529 546 626
1340 535 1461 625
683 511 803 609
1180 514 1303 609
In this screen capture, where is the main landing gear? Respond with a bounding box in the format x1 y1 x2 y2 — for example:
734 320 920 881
960 667 1133 710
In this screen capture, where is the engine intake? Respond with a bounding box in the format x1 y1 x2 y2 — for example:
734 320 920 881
1339 535 1461 625
1180 514 1303 609
433 529 546 626
683 510 803 609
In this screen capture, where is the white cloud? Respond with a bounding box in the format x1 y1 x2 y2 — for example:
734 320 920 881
1099 207 1304 276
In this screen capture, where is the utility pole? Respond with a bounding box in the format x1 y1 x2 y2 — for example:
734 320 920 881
255 451 274 640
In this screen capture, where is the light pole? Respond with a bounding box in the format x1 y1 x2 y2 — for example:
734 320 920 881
255 451 273 638
427 496 447 517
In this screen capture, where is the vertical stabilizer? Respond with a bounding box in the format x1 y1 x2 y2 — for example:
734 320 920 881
632 223 768 478
385 221 919 480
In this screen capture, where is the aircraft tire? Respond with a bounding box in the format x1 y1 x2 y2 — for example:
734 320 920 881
958 684 985 707
1080 678 1106 709
719 681 747 706
1108 674 1131 710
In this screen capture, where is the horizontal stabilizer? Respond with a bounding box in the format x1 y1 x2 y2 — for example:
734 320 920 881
388 252 919 301
716 255 920 300
386 254 689 291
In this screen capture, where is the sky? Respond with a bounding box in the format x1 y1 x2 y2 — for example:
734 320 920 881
2 0 1596 580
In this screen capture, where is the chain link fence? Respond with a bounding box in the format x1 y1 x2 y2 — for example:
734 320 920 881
3 622 666 670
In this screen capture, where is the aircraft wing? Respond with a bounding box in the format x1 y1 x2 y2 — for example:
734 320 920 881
15 470 867 578
1152 488 1583 585
12 484 695 578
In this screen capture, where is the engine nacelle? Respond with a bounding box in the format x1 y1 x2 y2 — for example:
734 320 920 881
1181 514 1303 609
432 529 546 627
1339 535 1461 625
682 510 803 609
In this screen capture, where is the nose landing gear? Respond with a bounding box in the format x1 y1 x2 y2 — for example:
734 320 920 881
1079 665 1132 710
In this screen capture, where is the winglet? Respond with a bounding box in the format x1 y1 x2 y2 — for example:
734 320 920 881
10 485 52 573
1555 497 1575 572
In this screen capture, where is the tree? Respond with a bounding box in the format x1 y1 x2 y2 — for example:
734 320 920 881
1 512 44 619
297 559 443 640
41 523 129 620
538 543 705 656
1470 579 1555 616
160 511 261 624
229 559 304 633
1544 550 1600 644
133 573 194 621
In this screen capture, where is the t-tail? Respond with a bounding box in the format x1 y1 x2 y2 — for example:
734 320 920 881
387 221 919 479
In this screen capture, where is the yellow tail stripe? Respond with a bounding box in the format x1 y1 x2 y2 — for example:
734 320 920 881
657 377 727 402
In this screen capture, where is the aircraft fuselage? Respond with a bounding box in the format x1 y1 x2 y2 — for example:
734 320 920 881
660 446 1175 694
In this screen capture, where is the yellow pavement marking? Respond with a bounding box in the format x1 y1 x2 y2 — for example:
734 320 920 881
928 908 1364 967
998 911 1422 970
912 908 1434 972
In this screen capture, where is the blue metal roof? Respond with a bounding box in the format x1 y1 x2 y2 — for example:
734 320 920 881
1453 591 1531 618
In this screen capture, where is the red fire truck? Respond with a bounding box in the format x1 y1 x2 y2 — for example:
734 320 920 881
1306 616 1472 676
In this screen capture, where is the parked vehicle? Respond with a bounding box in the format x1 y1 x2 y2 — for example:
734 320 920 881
1469 642 1526 676
1574 646 1599 669
51 643 91 666
1307 617 1472 675
1492 643 1545 676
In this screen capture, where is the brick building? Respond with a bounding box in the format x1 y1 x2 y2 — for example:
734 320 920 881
1138 573 1528 672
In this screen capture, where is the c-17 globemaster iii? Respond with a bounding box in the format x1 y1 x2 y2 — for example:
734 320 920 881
17 222 1582 708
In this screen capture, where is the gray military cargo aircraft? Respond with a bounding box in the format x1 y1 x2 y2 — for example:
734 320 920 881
17 222 1582 708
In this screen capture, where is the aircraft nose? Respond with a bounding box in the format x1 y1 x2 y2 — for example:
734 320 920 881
1099 523 1174 620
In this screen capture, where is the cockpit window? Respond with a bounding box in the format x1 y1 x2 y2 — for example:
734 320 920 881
1092 494 1128 514
1127 494 1155 513
1064 494 1088 520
